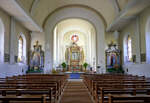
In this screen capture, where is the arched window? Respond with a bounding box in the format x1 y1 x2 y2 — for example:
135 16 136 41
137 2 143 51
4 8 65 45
127 36 132 61
18 36 23 62
0 18 4 63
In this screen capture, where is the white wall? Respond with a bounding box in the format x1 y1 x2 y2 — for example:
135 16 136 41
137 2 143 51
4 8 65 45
146 16 150 63
0 18 4 63
123 64 150 77
0 9 31 78
31 32 45 51
0 63 28 78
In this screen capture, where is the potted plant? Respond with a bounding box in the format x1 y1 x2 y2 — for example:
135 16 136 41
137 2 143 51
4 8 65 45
52 69 57 74
61 62 67 72
83 62 88 71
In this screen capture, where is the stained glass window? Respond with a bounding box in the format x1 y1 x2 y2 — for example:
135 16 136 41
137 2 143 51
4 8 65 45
18 36 23 62
127 36 132 61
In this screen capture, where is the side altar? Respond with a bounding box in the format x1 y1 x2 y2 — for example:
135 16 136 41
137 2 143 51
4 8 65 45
27 41 44 73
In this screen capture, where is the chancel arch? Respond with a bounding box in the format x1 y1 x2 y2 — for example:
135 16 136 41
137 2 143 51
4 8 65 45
146 16 150 64
53 19 96 72
0 18 4 63
44 6 106 73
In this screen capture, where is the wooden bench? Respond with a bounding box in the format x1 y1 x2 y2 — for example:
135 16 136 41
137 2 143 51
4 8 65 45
0 95 46 103
83 74 150 103
98 87 150 103
108 94 150 103
0 74 68 103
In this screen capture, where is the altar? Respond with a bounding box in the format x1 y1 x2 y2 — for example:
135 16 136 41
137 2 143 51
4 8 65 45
65 35 84 72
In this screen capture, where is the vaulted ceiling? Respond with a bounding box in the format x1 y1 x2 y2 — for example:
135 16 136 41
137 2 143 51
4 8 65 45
17 0 124 27
117 0 129 10
1 0 149 32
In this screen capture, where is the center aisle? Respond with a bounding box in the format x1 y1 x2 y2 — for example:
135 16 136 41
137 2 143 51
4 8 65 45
60 80 93 103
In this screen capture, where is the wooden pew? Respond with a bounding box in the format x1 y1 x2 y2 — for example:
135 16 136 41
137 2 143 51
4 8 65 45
0 88 54 103
108 94 150 103
82 74 150 103
99 87 150 103
0 74 68 103
0 95 46 103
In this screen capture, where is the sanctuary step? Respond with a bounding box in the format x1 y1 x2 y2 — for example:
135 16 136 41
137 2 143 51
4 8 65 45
60 81 93 103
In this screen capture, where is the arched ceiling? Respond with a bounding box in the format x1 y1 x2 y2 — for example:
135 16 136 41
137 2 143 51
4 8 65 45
0 0 149 32
18 0 34 12
55 19 95 47
117 0 129 10
56 18 95 35
17 0 123 27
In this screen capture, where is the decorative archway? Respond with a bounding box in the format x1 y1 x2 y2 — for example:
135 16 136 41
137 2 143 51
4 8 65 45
0 18 4 63
44 6 106 73
53 18 97 71
145 16 150 63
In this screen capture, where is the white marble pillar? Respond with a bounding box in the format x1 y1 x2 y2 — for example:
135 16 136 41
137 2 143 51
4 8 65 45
113 30 119 44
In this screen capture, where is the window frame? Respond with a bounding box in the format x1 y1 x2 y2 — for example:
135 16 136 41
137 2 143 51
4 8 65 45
18 36 23 62
127 35 132 62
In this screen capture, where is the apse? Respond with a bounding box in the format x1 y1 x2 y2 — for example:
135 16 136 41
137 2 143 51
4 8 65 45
53 18 96 70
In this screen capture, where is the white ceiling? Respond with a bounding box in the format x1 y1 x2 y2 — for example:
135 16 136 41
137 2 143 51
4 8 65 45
56 18 95 35
0 0 149 32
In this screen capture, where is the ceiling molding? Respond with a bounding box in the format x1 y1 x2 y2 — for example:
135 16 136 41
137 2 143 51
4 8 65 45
0 0 43 32
109 0 120 14
30 0 40 16
42 4 107 29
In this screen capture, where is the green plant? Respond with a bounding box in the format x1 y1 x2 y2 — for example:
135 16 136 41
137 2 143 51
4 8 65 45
52 69 57 74
106 66 124 74
61 62 67 69
83 62 88 70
